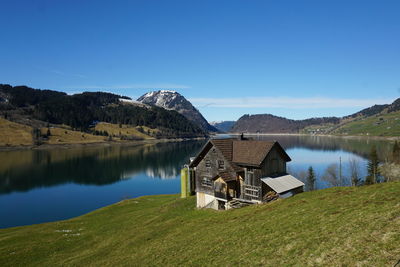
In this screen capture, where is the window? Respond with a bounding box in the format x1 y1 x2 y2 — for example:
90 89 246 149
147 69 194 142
218 160 225 170
205 160 211 168
201 177 212 187
246 167 254 185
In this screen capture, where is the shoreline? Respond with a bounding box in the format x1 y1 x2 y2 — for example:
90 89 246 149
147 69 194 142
1 132 398 151
226 132 400 141
0 136 207 151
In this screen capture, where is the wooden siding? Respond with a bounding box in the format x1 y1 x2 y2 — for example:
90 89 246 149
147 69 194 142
195 145 237 195
260 145 287 177
241 146 287 187
194 141 290 204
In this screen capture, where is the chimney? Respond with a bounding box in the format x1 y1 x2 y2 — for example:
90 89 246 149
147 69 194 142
239 133 247 140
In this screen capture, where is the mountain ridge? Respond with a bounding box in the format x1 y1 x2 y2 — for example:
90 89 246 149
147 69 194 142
231 114 340 133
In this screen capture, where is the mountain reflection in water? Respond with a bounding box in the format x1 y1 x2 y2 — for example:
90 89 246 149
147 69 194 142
0 140 207 195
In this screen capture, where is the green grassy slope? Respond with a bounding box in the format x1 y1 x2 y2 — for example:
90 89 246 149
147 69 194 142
332 111 400 136
1 183 400 266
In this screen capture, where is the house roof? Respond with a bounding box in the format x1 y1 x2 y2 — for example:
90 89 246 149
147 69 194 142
261 175 305 194
189 138 291 170
210 139 243 172
232 140 289 166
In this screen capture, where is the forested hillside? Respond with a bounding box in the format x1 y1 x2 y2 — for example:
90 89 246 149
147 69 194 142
0 84 206 139
231 114 340 133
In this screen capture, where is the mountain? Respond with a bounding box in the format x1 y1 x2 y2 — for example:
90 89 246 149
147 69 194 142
345 104 389 119
231 114 340 134
137 90 218 133
0 84 206 139
210 121 235 133
232 97 400 136
330 97 400 136
387 98 400 113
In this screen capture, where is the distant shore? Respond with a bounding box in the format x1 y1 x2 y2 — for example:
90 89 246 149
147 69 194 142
0 137 207 151
2 132 399 151
225 132 400 141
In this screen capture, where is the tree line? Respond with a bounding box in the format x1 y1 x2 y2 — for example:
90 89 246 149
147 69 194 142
296 141 400 191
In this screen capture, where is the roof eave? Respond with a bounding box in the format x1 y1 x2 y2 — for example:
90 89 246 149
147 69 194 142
234 162 261 168
189 141 213 168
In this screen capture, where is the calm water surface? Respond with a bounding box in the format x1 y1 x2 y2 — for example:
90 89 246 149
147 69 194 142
0 135 394 228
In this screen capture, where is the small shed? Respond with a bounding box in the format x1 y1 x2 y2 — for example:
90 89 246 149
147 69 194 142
261 175 304 198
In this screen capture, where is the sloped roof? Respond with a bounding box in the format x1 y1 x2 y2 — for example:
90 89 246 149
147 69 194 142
261 175 305 194
232 140 275 166
189 138 291 170
210 139 234 161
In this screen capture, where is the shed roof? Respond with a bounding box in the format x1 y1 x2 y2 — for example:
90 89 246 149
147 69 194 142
261 175 304 194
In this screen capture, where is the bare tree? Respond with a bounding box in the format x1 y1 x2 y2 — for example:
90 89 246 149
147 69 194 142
349 158 361 186
322 163 348 187
288 168 308 184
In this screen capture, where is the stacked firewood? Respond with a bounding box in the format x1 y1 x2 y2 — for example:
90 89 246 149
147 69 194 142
263 191 279 202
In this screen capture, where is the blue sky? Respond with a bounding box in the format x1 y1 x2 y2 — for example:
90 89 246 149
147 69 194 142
1 0 399 121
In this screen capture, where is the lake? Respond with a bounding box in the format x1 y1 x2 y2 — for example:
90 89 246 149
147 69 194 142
0 135 394 228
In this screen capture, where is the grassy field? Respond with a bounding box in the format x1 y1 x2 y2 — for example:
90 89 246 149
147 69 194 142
332 111 400 136
0 118 33 146
42 127 105 144
0 118 161 147
0 182 399 266
94 122 156 139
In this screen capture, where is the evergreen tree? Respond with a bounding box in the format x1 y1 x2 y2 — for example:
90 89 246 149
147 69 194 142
307 166 316 191
365 145 380 185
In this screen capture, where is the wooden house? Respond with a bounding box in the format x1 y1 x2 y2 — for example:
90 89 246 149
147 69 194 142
188 138 304 210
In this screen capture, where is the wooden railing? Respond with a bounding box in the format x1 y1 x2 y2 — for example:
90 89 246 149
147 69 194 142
242 184 262 202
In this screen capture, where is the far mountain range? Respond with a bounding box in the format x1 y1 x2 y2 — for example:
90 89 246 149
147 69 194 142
221 98 400 136
1 83 399 139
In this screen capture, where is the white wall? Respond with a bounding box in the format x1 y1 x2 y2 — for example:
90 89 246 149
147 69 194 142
196 192 216 209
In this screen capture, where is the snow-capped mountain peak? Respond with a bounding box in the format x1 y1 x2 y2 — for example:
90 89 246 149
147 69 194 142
137 90 218 133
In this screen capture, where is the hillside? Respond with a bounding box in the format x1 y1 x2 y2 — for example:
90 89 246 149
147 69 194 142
0 182 399 266
137 90 218 133
0 84 206 141
332 110 400 136
0 118 33 146
232 98 400 136
0 117 113 146
302 99 400 136
231 114 339 133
